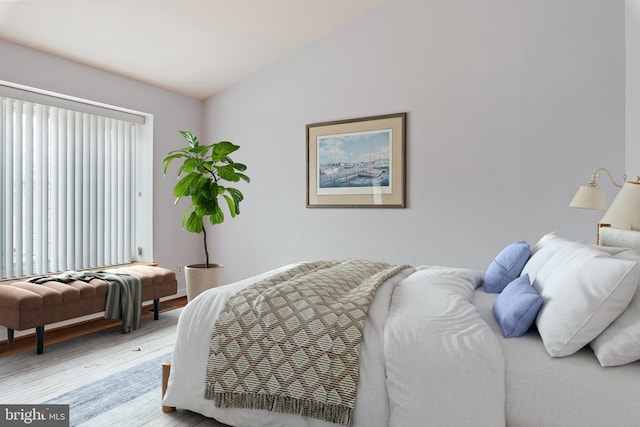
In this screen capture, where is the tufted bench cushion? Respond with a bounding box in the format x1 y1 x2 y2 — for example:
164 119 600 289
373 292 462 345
0 265 177 354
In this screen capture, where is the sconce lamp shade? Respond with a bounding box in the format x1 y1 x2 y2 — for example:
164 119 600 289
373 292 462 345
600 182 640 230
569 186 607 210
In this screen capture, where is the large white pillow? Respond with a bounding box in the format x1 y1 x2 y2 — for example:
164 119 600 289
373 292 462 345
590 249 640 366
533 242 639 358
520 232 572 282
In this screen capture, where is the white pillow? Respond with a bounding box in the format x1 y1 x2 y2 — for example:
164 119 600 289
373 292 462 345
520 232 572 282
590 249 640 366
533 242 639 358
588 244 632 255
599 227 640 249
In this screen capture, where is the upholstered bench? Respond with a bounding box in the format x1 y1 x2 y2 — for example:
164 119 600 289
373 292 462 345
0 265 177 354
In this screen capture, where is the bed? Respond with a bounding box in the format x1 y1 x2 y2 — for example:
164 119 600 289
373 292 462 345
162 233 640 427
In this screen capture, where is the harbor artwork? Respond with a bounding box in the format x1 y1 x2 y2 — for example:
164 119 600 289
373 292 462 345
307 112 405 208
317 128 392 195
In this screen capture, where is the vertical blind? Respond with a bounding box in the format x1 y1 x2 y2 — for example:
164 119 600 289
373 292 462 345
0 96 138 280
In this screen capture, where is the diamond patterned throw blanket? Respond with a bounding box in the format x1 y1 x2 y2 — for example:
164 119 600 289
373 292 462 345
204 259 410 426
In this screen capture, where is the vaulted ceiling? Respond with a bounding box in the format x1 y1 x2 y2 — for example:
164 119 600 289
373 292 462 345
0 0 386 99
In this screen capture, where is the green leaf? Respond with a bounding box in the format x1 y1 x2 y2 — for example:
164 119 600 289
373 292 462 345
223 194 238 217
182 158 204 173
235 172 250 183
194 191 218 216
185 211 204 233
210 206 225 224
216 164 240 182
187 144 207 156
226 187 244 204
198 161 213 175
162 152 187 175
180 206 192 228
179 130 199 148
195 144 210 156
191 177 211 201
173 173 200 197
211 141 240 162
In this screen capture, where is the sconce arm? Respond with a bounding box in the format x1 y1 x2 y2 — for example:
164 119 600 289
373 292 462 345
589 168 625 188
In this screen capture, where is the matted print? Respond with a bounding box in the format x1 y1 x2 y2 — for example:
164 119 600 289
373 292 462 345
306 113 406 208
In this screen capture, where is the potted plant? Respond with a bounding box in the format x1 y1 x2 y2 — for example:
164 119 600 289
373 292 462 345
162 130 250 301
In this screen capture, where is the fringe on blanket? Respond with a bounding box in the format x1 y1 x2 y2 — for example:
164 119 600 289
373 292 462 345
207 390 353 426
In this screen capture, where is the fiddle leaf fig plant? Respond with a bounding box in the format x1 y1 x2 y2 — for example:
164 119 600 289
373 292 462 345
162 130 250 267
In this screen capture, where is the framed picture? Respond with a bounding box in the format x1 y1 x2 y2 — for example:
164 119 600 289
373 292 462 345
306 112 406 208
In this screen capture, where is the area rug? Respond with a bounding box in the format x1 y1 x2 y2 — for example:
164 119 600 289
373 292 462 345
44 352 172 426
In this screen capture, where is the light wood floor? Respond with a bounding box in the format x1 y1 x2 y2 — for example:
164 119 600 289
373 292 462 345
0 297 228 426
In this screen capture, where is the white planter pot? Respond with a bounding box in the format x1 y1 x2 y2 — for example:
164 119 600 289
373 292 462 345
184 263 224 302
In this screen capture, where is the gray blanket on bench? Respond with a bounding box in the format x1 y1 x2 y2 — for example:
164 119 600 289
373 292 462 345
29 271 142 333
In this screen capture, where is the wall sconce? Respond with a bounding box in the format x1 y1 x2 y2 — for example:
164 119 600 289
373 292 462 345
570 168 640 243
568 168 624 211
599 181 640 230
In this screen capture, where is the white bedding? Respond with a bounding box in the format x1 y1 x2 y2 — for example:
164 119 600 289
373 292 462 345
163 264 505 426
474 291 640 427
384 266 504 427
163 262 640 427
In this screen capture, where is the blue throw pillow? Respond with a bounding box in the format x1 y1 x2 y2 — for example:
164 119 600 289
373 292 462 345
484 241 531 293
493 274 543 338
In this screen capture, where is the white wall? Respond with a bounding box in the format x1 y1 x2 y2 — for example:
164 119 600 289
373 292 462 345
204 0 626 283
0 39 204 291
627 0 640 176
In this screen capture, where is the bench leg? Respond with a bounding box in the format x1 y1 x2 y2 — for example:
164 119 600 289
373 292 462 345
153 299 160 320
36 326 44 354
6 328 42 353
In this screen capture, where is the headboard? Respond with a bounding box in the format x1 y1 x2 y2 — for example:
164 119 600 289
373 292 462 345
598 226 640 249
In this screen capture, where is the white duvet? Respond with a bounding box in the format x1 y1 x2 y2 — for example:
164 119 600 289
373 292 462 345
162 264 505 427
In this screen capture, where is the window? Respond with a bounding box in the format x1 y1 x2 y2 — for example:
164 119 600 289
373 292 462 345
0 85 151 280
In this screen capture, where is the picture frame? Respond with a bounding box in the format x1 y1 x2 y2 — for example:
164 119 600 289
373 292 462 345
306 112 406 208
